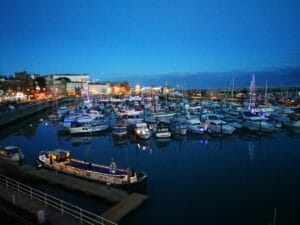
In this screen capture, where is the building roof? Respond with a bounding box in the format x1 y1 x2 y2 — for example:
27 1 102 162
53 73 89 76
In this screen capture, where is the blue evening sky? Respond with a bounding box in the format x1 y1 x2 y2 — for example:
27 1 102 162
1 0 300 85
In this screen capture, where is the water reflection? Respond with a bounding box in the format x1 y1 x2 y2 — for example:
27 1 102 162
0 111 48 140
65 135 96 147
0 109 300 225
186 133 211 142
286 127 300 138
248 141 255 161
112 135 128 146
136 139 152 154
155 137 171 149
47 119 61 127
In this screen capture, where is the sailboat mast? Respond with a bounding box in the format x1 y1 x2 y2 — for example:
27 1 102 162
265 80 268 104
248 74 256 111
231 76 235 98
248 77 252 111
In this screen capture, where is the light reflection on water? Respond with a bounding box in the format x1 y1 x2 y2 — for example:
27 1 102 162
0 112 300 225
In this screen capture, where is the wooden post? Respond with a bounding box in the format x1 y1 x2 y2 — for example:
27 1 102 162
273 208 277 225
127 168 131 184
18 149 22 167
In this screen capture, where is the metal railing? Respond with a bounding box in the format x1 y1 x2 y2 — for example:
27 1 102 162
0 174 117 225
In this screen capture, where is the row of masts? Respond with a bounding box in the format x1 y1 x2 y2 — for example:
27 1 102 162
224 74 270 106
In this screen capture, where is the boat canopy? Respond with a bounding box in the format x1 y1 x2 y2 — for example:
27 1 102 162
1 146 20 153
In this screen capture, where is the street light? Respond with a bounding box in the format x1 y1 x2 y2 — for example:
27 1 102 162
135 84 140 95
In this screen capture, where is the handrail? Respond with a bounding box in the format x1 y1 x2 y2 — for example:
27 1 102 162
0 174 117 225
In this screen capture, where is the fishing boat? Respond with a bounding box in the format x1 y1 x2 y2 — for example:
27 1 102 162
0 146 24 161
38 149 147 186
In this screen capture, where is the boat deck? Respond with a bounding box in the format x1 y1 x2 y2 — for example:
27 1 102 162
67 159 128 176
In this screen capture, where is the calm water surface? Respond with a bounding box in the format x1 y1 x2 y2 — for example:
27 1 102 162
1 112 300 225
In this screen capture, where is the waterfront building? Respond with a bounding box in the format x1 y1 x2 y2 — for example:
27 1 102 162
89 82 130 96
44 75 67 97
111 82 130 96
89 82 111 95
66 82 87 96
52 73 89 83
44 74 89 97
162 81 170 95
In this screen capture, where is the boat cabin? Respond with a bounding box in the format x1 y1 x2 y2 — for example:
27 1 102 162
156 121 170 132
44 149 70 162
0 146 21 158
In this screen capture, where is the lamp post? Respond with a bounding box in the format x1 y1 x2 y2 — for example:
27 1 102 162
135 84 140 96
26 89 29 101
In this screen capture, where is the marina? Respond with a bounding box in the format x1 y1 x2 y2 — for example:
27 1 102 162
0 93 299 225
2 0 300 224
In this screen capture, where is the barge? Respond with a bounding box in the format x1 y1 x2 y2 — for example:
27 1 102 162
37 149 147 186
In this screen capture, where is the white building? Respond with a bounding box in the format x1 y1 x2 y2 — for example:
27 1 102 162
66 82 88 96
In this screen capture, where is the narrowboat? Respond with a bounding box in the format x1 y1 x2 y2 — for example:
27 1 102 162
37 149 147 186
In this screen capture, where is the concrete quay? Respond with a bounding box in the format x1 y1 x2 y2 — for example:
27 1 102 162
0 97 75 127
0 158 128 203
0 158 148 224
0 186 84 225
101 193 148 223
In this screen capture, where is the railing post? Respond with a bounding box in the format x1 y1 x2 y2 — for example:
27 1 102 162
0 174 116 225
61 200 64 215
44 193 47 207
80 209 82 223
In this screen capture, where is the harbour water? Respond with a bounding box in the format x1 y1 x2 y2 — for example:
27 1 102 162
1 111 300 225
